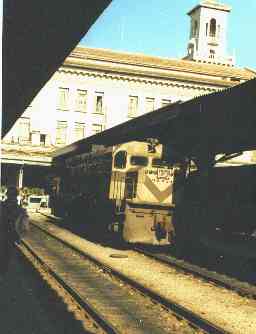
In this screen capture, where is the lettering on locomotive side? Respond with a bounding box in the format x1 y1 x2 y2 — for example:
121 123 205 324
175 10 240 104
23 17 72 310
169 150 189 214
145 168 174 181
157 169 173 179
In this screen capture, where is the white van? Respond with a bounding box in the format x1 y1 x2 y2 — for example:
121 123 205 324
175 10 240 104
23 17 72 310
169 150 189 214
0 192 7 202
27 195 49 210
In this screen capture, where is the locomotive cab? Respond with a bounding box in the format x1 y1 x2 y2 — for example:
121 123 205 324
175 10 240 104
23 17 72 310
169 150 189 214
109 142 177 245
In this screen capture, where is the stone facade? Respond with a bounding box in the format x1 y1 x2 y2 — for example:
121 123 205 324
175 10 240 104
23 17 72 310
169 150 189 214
2 46 254 155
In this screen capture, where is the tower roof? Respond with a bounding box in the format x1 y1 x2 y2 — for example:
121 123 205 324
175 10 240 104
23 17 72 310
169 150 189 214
187 0 231 16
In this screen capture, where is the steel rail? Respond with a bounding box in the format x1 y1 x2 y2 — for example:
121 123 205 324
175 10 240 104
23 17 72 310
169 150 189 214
32 217 230 334
38 212 256 299
134 247 256 300
19 239 120 334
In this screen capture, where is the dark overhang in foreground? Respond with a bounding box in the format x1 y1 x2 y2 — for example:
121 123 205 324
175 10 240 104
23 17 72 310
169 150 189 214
52 78 256 161
2 0 111 138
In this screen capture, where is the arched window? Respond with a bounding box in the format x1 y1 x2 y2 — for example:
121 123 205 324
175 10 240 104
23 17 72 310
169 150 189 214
191 20 198 37
217 24 221 38
190 21 193 38
210 18 216 37
209 49 215 59
188 43 194 56
194 20 198 36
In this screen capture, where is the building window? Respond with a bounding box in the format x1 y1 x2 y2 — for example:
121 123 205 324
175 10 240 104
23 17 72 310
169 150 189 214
31 131 40 146
75 89 87 112
94 92 104 114
128 95 138 118
188 43 194 56
145 97 155 113
193 20 198 37
40 134 47 146
190 20 198 38
210 18 216 37
217 24 221 38
190 23 193 38
206 23 208 36
56 121 68 145
57 87 69 110
92 124 104 135
161 99 171 108
74 122 85 141
18 117 30 143
209 49 215 59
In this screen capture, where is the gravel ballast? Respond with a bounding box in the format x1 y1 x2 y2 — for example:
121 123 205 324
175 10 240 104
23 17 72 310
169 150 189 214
31 213 256 334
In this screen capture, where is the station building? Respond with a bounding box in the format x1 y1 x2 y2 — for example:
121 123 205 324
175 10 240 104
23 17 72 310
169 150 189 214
1 0 255 191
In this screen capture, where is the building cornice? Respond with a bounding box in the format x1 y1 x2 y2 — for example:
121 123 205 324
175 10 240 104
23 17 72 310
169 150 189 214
68 46 253 81
188 1 232 15
1 144 54 166
1 154 52 166
60 58 240 91
245 67 256 75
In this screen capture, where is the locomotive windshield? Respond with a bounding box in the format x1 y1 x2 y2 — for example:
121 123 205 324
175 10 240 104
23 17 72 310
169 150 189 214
130 156 148 166
114 151 127 169
152 158 171 168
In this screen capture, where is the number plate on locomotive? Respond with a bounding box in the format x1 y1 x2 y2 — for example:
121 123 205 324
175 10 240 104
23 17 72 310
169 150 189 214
157 169 172 179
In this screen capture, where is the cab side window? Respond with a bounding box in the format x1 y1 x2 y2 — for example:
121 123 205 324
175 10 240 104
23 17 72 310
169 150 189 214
114 151 127 169
130 156 148 166
152 158 171 168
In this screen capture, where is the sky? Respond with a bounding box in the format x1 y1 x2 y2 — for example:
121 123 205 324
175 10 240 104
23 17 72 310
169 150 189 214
80 0 256 69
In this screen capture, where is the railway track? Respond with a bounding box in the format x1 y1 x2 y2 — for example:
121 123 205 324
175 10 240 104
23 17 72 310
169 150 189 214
39 211 256 300
18 239 118 334
23 223 199 334
134 246 256 300
27 214 233 334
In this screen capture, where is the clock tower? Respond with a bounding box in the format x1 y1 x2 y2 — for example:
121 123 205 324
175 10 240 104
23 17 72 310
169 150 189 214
185 0 234 66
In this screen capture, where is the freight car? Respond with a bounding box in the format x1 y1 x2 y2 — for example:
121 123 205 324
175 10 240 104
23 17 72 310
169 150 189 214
50 141 185 245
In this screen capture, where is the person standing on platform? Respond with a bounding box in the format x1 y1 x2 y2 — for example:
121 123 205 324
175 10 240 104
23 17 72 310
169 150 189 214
0 186 29 277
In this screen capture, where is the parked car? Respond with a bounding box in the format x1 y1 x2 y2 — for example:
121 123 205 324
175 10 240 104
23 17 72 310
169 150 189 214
26 195 49 210
0 192 7 202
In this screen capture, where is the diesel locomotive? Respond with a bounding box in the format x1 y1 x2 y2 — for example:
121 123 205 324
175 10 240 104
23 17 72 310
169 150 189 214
50 141 186 245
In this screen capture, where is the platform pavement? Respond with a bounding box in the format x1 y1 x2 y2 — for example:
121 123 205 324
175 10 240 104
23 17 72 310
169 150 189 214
0 248 74 334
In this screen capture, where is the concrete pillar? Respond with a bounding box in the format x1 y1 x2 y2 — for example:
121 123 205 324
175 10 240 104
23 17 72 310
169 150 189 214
18 166 24 189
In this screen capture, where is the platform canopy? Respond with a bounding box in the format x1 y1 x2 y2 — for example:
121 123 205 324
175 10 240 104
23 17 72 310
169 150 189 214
53 78 256 161
172 77 256 158
161 77 256 160
2 0 111 137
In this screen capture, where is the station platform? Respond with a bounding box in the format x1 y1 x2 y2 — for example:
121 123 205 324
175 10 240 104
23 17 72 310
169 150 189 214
0 249 68 334
200 231 256 260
